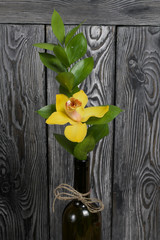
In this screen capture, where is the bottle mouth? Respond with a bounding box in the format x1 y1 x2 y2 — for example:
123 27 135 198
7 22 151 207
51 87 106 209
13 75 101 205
74 157 90 162
74 157 90 169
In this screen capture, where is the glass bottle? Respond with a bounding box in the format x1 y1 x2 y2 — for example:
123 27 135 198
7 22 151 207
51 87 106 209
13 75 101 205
62 158 102 240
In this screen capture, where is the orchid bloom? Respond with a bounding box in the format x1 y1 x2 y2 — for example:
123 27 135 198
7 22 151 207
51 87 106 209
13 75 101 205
46 90 109 142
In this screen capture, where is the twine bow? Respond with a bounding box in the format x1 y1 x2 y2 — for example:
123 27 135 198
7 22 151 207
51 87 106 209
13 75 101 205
53 183 104 213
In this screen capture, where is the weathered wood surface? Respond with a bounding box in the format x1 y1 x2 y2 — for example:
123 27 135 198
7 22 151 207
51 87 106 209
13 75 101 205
46 25 115 240
1 16 160 240
113 27 160 240
0 25 49 240
0 1 160 25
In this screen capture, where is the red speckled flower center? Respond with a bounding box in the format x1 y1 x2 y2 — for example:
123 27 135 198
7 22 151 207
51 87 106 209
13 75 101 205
65 98 82 111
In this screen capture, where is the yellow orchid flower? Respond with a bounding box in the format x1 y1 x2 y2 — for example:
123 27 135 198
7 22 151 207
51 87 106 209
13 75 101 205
46 90 109 143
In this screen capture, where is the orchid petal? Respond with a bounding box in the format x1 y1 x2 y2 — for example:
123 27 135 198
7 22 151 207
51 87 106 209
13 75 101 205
82 105 109 122
46 111 75 125
73 90 88 108
64 123 87 142
56 94 68 112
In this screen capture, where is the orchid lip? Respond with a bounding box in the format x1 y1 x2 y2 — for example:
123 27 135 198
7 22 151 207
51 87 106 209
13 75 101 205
65 97 82 122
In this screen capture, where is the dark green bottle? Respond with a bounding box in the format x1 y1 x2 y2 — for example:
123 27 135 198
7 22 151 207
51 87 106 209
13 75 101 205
62 158 102 240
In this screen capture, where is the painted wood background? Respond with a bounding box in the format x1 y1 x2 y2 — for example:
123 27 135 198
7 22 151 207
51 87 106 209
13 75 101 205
0 2 160 240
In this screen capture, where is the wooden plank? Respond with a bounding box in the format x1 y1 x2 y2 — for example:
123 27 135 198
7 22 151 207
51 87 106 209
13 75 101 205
46 25 115 240
112 26 160 240
0 1 160 25
0 25 49 240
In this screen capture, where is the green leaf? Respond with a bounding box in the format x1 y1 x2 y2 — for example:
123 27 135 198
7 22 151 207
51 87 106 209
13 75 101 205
65 20 85 46
65 33 87 65
86 105 123 125
39 52 66 73
54 134 77 155
37 104 56 119
33 43 55 51
71 57 94 87
51 10 65 44
59 85 80 97
53 45 70 67
56 72 75 92
73 135 95 160
59 85 71 97
87 124 109 143
71 86 80 94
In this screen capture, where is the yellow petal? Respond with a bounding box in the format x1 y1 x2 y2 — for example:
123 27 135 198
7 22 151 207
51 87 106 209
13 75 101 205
46 111 75 125
56 94 68 112
82 105 109 122
73 90 88 108
64 123 87 142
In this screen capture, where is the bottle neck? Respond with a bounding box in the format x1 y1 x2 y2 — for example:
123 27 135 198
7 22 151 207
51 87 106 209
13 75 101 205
74 158 90 195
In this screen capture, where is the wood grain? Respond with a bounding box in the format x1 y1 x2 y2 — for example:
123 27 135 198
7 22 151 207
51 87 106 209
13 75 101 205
80 25 116 240
0 25 49 240
46 25 115 240
0 1 160 25
112 27 160 240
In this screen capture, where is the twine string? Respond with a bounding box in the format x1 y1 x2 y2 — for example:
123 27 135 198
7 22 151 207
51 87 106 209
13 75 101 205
53 183 104 213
